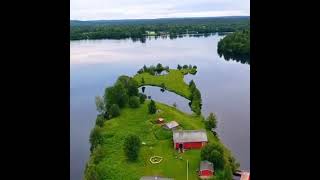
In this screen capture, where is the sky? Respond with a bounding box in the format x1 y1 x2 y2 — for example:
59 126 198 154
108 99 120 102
70 0 250 20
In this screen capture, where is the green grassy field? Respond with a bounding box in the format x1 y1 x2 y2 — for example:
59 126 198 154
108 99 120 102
133 69 193 99
85 101 235 180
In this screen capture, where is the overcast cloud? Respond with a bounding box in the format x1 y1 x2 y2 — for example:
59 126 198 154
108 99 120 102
71 0 250 20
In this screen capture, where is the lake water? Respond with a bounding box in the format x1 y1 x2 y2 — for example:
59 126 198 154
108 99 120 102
70 35 250 180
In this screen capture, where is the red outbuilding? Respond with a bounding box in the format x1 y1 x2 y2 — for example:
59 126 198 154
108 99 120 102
199 160 214 179
173 130 208 150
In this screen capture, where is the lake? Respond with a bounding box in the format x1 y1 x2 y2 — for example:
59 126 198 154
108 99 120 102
70 34 250 180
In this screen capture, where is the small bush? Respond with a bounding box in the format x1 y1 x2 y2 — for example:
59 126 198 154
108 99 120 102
124 134 141 161
148 100 157 114
160 83 166 89
95 115 105 127
138 93 147 104
109 104 120 118
92 145 106 164
129 96 140 108
189 68 197 75
89 126 104 152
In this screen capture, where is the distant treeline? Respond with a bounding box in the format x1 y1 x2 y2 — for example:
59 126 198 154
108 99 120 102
70 17 250 40
218 30 250 64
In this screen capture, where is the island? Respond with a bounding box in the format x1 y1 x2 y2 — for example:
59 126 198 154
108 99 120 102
217 30 250 64
85 65 240 180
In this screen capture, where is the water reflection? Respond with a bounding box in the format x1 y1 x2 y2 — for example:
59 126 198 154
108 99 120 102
70 35 250 180
218 52 250 65
139 86 192 114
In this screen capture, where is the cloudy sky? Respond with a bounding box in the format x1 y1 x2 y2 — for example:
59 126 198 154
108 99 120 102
71 0 250 20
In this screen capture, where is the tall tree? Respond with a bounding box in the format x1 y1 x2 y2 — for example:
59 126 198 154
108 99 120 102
104 83 128 109
189 80 196 93
148 100 157 114
201 143 225 170
205 113 217 130
156 63 163 74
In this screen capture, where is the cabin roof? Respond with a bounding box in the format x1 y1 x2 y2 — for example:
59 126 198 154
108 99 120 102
140 176 174 180
164 121 179 129
200 160 214 172
173 130 208 143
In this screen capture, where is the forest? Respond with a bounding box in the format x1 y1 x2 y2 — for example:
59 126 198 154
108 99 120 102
217 29 250 64
70 16 249 40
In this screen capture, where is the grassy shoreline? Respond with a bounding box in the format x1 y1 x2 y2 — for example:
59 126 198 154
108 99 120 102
85 101 236 180
133 69 192 100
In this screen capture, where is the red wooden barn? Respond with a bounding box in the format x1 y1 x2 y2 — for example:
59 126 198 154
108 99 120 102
199 160 214 179
173 130 208 150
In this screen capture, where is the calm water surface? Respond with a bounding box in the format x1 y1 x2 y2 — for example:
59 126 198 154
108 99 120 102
70 35 250 180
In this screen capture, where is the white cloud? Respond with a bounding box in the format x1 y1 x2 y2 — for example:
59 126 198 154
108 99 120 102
70 0 250 20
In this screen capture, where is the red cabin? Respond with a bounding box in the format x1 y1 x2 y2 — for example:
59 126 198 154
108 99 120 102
173 130 208 150
199 160 214 179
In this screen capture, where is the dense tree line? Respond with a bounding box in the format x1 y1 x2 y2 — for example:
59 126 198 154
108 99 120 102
70 17 249 40
217 30 250 64
90 75 146 152
189 80 202 115
137 63 169 75
95 75 147 121
177 64 197 74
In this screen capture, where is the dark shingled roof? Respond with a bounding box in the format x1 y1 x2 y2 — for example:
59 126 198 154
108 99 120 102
140 176 174 180
200 160 214 172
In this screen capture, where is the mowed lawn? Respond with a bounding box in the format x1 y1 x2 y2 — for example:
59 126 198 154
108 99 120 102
133 69 192 99
93 101 221 180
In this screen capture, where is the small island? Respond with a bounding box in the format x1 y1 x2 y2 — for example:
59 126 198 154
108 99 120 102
217 30 250 64
134 64 201 115
85 65 239 180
